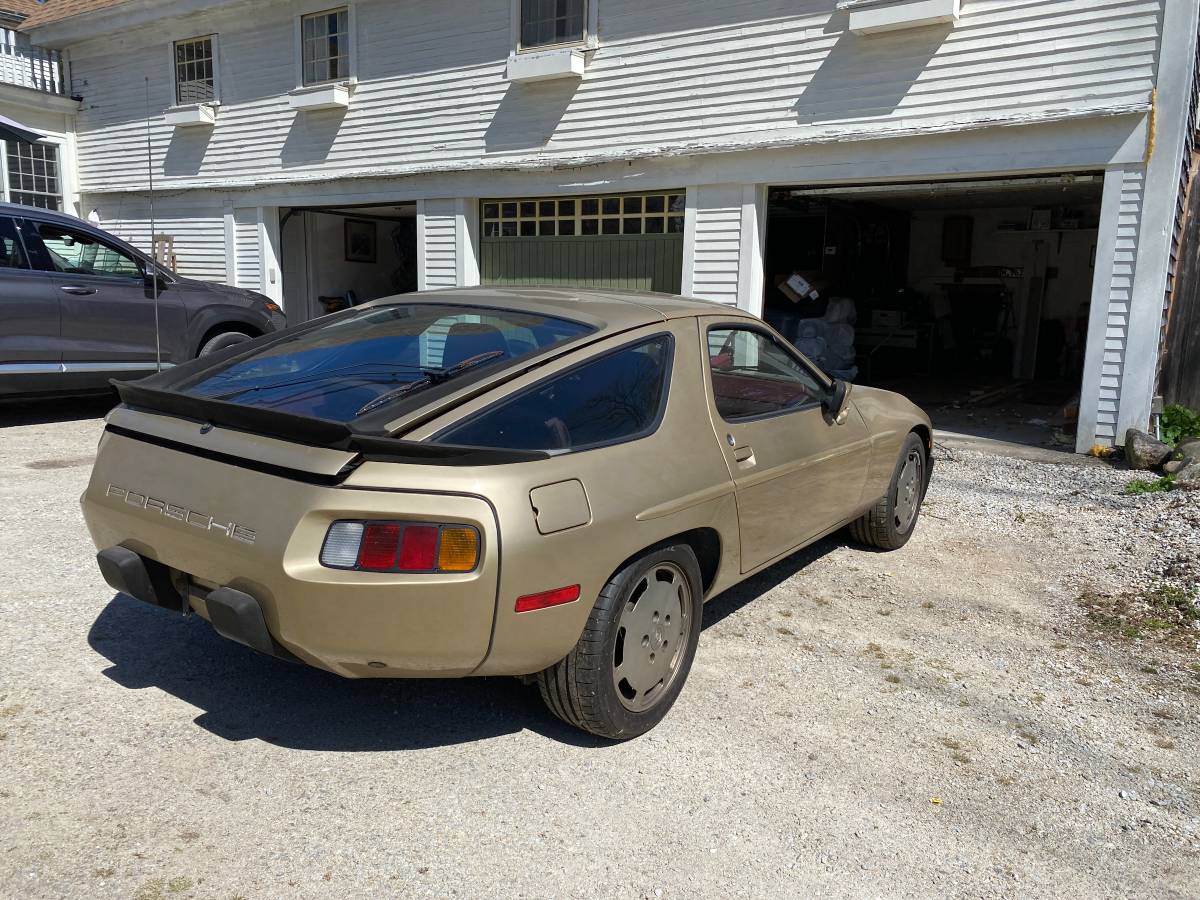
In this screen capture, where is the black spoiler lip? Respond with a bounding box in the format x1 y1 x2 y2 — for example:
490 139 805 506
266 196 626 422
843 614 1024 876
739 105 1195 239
111 380 552 467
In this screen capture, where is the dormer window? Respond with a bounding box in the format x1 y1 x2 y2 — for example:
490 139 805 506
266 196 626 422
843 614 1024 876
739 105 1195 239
520 0 586 49
301 7 350 85
173 35 216 104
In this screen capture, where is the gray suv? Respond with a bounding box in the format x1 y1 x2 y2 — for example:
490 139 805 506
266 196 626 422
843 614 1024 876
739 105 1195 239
0 202 286 399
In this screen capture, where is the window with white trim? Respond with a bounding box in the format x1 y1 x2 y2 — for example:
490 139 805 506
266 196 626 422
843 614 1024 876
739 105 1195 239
520 0 586 49
301 8 350 85
173 35 216 104
482 192 685 238
4 140 62 211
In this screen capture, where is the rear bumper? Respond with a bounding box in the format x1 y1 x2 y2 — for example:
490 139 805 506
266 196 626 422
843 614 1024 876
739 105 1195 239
97 547 301 663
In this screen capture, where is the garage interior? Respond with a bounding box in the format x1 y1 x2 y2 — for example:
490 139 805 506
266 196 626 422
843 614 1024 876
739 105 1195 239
279 203 418 323
763 174 1105 448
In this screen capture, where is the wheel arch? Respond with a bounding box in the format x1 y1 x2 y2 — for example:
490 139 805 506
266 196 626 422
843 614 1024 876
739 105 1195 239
611 527 723 599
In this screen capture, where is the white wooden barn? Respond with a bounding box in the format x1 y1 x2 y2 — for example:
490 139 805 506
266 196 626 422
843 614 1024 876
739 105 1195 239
4 0 1199 451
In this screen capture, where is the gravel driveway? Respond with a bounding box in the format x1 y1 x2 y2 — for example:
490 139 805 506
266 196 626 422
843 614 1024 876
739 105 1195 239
1 403 1197 899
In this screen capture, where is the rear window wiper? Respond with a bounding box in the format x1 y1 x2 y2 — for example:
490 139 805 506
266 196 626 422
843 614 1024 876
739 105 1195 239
355 350 507 417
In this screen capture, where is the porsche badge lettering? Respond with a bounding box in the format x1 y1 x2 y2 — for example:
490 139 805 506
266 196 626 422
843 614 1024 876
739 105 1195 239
105 483 257 545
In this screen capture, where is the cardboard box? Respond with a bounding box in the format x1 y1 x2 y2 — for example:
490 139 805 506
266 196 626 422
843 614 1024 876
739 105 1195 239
777 271 822 304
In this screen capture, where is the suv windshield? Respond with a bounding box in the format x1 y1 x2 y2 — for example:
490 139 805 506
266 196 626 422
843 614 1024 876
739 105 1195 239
179 303 594 422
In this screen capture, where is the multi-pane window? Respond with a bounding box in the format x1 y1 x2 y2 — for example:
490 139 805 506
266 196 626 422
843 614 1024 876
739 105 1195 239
482 192 685 238
174 36 215 104
520 0 586 48
5 140 62 211
301 8 350 85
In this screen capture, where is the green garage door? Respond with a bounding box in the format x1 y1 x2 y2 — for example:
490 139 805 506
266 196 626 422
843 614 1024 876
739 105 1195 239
481 192 685 294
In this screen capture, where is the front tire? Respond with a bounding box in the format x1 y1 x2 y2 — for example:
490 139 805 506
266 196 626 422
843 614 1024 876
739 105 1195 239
198 330 254 357
537 545 703 739
849 432 928 550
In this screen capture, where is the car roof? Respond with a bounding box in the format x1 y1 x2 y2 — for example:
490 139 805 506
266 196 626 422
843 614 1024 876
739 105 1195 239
358 286 755 333
0 202 89 226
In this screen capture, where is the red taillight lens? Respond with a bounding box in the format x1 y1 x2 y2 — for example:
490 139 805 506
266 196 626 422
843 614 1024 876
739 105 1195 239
320 520 481 573
515 585 581 613
358 523 401 570
397 525 438 571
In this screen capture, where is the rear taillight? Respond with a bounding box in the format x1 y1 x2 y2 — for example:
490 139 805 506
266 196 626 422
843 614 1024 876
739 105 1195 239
320 521 480 573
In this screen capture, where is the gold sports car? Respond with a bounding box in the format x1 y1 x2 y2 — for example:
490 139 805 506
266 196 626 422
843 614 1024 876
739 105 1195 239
83 288 931 739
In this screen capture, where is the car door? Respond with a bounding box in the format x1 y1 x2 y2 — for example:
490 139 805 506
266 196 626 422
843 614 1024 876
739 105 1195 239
24 218 186 378
700 319 871 573
0 215 63 396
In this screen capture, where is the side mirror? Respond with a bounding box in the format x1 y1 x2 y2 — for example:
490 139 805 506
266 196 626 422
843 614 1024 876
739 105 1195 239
144 271 170 293
823 379 853 425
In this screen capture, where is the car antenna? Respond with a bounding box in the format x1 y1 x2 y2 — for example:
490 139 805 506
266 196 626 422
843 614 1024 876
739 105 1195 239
144 77 162 373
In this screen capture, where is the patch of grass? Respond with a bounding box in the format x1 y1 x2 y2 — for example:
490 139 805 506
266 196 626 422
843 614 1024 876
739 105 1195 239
1079 582 1200 648
167 876 193 894
1155 737 1177 750
775 627 794 637
1161 403 1200 446
940 737 962 750
952 750 971 765
921 600 935 610
778 610 793 618
1016 728 1038 745
884 674 901 684
1124 475 1175 495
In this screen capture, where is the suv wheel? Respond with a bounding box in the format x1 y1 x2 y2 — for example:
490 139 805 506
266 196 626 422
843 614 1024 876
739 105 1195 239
198 330 253 357
537 545 703 739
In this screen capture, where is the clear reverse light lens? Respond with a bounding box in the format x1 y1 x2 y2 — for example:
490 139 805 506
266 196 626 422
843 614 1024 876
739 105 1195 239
320 521 364 568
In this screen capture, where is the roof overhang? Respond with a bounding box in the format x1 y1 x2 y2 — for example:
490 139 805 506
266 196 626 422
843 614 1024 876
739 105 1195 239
26 0 240 47
0 111 45 143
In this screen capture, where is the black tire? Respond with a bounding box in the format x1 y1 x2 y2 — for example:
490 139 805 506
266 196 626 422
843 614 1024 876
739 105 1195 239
198 330 254 357
849 432 928 551
537 545 704 740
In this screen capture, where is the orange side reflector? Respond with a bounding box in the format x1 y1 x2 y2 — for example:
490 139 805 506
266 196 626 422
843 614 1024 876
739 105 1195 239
515 585 581 613
437 526 479 572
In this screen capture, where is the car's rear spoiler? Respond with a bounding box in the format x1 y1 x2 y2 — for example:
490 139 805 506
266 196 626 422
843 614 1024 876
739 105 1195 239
112 380 551 467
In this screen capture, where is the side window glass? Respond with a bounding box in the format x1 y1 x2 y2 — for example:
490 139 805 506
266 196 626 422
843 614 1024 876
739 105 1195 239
34 223 142 279
437 335 673 452
0 217 28 270
708 327 824 421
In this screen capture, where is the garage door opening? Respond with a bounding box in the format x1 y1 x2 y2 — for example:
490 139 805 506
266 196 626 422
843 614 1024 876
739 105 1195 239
479 191 685 293
763 174 1105 449
280 203 418 323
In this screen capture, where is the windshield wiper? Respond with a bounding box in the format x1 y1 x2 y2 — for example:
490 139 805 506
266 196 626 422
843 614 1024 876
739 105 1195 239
355 350 507 417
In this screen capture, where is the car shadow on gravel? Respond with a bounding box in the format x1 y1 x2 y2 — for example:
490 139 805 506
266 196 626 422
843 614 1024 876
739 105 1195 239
0 395 116 426
87 538 843 751
88 594 612 750
701 537 840 629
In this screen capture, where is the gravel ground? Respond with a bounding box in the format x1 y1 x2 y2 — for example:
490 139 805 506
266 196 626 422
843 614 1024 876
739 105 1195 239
1 402 1198 900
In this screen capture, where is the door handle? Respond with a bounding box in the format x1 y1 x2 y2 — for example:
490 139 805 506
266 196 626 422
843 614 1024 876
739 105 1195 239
733 444 755 463
60 285 97 296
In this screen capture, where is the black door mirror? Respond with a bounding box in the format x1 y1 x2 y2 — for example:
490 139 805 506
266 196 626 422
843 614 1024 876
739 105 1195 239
143 271 170 294
822 379 853 425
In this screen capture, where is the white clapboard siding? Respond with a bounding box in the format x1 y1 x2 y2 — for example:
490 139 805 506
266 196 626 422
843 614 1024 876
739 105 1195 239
65 0 1162 193
421 200 460 290
92 198 229 282
690 185 744 307
233 209 261 292
1094 167 1146 443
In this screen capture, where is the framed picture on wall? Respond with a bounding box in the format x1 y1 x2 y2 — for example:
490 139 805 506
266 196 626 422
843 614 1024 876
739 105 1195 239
345 219 377 263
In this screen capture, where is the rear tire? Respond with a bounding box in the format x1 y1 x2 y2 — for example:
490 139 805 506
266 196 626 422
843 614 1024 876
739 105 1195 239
537 545 703 740
849 432 928 551
198 330 254 357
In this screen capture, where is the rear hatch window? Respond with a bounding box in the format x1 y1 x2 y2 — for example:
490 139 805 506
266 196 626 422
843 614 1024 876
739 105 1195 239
175 303 594 423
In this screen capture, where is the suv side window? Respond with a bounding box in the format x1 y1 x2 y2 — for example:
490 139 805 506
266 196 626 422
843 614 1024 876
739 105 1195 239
0 217 29 269
436 335 673 452
708 326 825 421
30 222 143 279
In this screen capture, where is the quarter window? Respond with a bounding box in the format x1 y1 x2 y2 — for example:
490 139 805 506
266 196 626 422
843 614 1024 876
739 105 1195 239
301 8 350 85
520 0 586 49
174 36 216 104
0 217 28 269
5 140 62 211
708 327 825 421
482 192 685 238
32 223 143 279
437 335 672 452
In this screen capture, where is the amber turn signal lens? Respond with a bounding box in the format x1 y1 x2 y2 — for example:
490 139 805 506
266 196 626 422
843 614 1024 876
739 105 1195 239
437 526 479 572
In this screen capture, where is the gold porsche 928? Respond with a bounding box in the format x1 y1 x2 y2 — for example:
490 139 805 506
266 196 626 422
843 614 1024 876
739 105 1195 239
83 288 931 738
